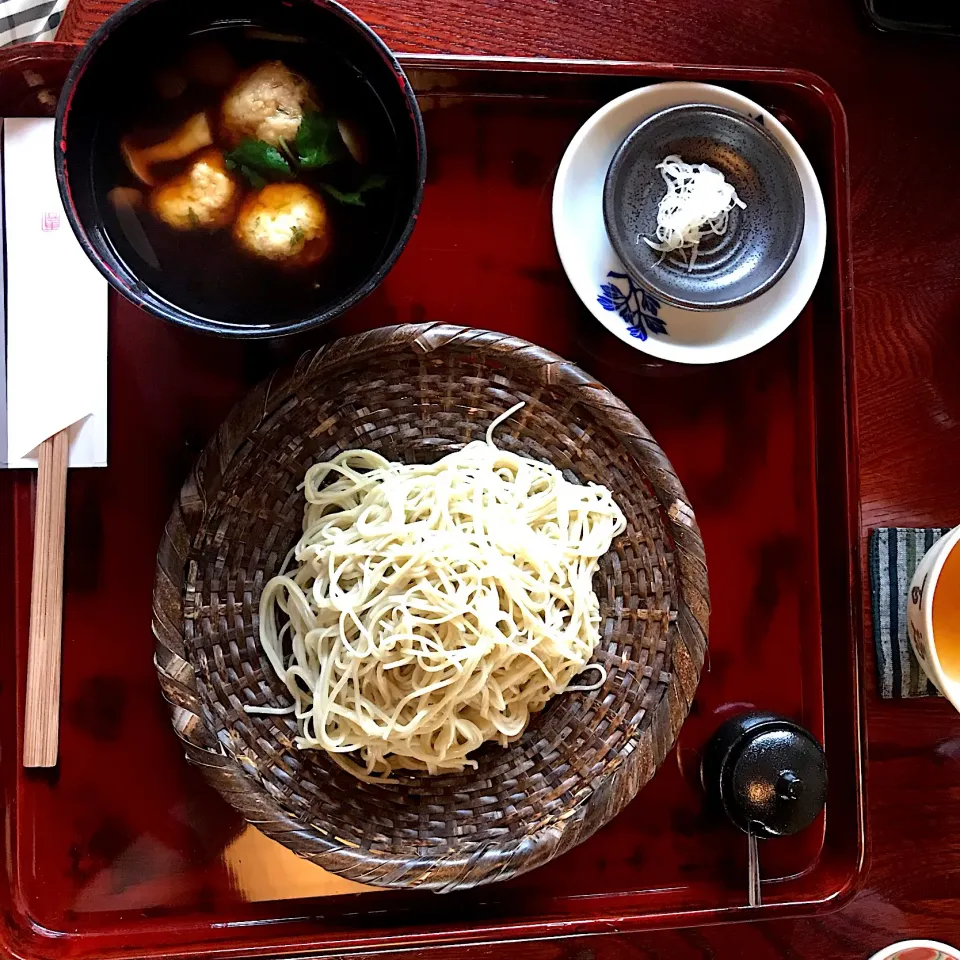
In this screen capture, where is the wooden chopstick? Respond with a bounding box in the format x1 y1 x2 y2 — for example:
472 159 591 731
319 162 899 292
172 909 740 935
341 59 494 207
23 428 70 768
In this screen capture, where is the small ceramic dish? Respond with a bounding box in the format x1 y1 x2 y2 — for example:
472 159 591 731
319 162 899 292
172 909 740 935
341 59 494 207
602 103 804 311
553 82 826 365
867 942 960 960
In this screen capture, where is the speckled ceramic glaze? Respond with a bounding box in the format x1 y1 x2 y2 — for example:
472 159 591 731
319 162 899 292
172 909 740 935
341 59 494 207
603 103 804 311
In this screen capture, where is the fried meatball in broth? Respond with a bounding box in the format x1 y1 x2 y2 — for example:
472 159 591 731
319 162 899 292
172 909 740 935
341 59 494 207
149 148 239 230
234 182 332 268
221 61 317 147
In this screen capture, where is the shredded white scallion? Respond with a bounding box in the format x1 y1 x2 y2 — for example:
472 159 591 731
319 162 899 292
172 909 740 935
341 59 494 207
643 155 746 270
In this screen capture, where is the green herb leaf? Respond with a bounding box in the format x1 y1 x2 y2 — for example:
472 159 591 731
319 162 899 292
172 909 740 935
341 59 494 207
241 167 268 189
277 136 298 166
295 111 345 169
319 173 389 207
289 224 305 248
224 138 293 187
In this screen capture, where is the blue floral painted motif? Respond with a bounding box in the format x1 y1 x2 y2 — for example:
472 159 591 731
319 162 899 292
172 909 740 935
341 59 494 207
597 271 666 341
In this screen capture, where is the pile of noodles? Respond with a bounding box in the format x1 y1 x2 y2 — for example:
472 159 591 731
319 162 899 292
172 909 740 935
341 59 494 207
253 404 626 782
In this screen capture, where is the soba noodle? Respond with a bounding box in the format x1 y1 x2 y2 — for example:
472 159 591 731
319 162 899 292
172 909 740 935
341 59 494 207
253 403 627 781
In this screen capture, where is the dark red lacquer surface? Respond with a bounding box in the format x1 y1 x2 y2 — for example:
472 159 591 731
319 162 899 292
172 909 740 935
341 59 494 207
0 35 862 956
40 3 960 958
0 44 861 960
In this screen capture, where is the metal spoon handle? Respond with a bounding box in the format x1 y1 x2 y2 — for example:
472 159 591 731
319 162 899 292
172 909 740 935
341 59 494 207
747 829 761 906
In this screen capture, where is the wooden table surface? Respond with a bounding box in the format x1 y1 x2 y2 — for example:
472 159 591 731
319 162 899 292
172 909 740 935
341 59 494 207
51 0 960 956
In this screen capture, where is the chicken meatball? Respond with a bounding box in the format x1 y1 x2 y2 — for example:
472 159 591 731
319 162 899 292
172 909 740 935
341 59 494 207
233 182 331 268
149 149 240 230
220 61 317 147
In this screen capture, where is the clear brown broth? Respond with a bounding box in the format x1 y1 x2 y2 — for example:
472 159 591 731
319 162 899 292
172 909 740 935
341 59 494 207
97 26 402 327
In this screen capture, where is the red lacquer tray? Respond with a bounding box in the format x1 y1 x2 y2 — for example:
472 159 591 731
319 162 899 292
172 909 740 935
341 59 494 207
0 44 862 960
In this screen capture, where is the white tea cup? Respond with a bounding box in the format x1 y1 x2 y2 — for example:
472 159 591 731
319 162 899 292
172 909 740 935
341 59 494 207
907 524 960 708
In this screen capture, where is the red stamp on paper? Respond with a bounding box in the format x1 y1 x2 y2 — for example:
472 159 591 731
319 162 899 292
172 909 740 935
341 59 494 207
41 212 61 232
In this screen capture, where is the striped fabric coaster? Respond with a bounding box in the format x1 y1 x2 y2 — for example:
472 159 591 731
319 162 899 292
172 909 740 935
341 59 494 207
869 527 952 698
0 0 65 48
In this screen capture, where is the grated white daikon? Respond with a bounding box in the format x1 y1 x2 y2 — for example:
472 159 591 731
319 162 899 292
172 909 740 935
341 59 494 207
643 155 746 270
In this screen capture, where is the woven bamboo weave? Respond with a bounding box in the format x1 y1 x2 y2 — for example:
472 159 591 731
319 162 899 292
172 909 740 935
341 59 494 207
152 323 709 891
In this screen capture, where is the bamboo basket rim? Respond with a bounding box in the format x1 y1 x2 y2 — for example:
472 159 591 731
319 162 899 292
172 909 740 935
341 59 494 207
151 322 710 890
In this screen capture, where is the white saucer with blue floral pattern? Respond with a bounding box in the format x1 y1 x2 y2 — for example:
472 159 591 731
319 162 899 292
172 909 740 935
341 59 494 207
552 81 826 364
